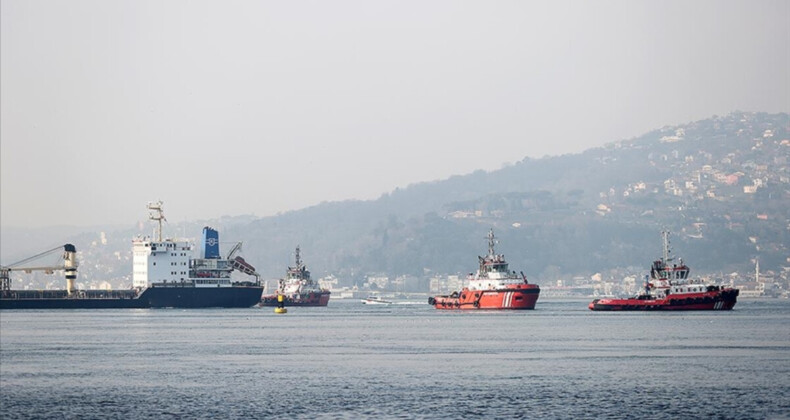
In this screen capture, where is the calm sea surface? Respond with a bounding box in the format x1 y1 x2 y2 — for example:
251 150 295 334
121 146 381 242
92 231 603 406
1 298 789 419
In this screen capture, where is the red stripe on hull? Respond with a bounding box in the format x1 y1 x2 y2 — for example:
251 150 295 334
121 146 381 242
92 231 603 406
431 285 540 310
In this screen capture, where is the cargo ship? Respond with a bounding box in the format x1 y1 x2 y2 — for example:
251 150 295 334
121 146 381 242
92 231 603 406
260 246 330 307
589 231 739 311
429 229 540 310
0 202 263 309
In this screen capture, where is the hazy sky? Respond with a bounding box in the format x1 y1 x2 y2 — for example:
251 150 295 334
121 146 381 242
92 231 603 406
2 0 788 228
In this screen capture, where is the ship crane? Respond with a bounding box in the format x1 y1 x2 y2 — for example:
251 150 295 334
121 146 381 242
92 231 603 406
0 244 78 295
225 242 243 260
223 241 261 282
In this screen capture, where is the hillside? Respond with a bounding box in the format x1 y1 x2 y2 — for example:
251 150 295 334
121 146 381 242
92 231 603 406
225 112 789 284
4 112 789 290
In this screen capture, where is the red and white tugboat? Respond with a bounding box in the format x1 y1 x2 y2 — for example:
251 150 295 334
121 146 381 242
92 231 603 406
429 229 540 310
589 231 739 311
260 246 330 307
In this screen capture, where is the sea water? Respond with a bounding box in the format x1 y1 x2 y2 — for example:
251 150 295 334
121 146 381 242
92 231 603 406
1 299 789 419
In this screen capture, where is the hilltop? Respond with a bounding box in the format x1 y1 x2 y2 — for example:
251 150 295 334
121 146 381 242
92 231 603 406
4 112 789 291
226 112 789 285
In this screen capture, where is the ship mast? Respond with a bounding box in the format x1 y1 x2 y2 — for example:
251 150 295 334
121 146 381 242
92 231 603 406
148 201 167 242
487 229 497 256
295 245 302 269
661 230 672 263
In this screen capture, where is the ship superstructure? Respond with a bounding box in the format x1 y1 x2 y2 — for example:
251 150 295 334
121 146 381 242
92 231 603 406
132 213 235 290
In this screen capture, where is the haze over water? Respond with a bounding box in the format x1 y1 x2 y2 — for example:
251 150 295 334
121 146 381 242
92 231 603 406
2 299 789 419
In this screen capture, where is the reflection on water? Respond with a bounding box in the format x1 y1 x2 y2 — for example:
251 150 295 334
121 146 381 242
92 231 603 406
2 299 789 419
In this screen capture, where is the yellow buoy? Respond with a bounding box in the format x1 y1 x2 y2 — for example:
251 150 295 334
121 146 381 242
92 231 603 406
274 293 287 314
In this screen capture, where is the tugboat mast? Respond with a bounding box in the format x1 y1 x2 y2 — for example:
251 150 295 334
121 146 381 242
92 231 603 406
661 230 672 264
295 245 302 269
487 229 497 256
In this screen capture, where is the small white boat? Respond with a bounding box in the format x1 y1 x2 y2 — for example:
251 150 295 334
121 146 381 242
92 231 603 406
361 296 392 305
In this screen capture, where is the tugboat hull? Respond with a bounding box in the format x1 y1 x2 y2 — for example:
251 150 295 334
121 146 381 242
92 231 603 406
430 285 540 310
589 289 739 311
260 291 330 307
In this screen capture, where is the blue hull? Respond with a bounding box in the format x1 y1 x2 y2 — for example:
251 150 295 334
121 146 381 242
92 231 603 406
138 286 263 308
0 286 263 309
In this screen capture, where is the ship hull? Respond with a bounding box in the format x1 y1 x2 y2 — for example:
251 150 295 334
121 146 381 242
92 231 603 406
260 291 330 307
589 289 739 311
0 296 146 309
0 286 263 310
139 285 264 308
430 285 540 310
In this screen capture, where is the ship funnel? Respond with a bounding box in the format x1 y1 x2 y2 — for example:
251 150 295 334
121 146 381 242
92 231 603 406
202 227 220 259
64 244 78 296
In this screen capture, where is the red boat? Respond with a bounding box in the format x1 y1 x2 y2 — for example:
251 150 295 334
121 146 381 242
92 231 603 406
589 231 739 311
260 246 330 307
429 229 540 310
